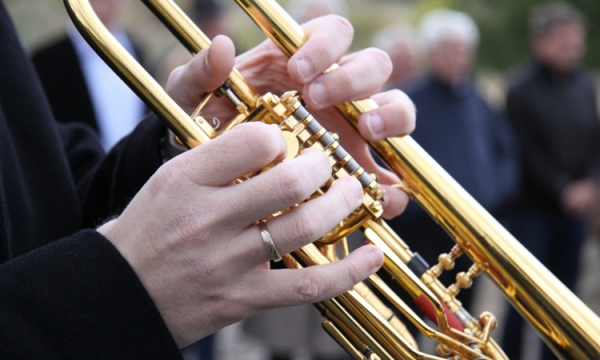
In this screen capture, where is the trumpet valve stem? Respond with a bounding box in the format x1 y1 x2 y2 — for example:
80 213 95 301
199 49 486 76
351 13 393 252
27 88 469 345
448 264 484 297
457 271 473 289
438 252 456 271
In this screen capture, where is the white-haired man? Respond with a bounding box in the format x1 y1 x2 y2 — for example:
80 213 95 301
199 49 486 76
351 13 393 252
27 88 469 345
372 24 418 88
386 8 518 322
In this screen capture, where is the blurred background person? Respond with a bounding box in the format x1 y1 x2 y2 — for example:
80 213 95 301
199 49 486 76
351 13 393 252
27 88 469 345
385 8 518 319
191 0 227 39
32 0 145 151
154 0 228 87
287 0 349 24
372 24 418 89
501 3 600 360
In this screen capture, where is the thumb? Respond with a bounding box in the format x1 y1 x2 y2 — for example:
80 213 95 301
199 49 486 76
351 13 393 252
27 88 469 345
166 35 236 114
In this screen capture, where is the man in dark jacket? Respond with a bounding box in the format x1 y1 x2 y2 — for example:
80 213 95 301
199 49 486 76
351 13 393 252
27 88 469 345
0 2 415 358
501 3 600 360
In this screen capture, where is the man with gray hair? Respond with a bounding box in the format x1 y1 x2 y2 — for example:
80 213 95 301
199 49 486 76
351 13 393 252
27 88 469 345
386 8 518 323
501 2 600 359
372 24 418 88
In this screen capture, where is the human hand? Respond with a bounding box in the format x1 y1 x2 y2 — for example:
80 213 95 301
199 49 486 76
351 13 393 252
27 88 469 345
97 122 384 348
166 15 416 219
561 179 599 216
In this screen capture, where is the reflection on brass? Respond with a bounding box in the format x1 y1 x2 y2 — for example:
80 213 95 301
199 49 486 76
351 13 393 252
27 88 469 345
64 0 600 358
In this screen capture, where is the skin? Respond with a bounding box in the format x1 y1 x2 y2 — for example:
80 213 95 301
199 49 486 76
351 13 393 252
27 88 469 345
532 22 597 215
89 0 127 29
428 38 473 85
98 15 416 348
532 22 586 74
562 179 598 216
388 41 417 86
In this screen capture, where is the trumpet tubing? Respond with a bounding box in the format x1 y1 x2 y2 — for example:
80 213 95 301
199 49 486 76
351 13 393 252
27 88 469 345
64 0 600 359
234 1 600 358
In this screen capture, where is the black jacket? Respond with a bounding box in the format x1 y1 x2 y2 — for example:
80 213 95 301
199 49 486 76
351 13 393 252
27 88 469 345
508 60 600 212
0 4 181 358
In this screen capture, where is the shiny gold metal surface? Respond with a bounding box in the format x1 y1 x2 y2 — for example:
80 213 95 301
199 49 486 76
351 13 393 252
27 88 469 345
64 0 600 358
233 1 600 359
64 0 212 148
140 0 260 113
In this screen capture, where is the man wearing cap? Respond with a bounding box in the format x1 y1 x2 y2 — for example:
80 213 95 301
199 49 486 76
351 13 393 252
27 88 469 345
501 2 600 359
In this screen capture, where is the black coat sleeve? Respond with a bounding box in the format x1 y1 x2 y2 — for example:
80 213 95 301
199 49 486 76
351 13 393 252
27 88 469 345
0 229 182 359
58 113 166 228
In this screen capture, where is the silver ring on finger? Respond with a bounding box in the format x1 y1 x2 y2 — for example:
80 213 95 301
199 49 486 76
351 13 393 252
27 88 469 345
258 221 282 262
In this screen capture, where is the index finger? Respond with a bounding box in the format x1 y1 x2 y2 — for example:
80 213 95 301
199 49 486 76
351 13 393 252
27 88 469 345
172 122 287 187
287 15 354 84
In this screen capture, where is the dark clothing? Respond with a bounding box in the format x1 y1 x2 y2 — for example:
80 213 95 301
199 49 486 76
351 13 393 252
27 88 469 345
502 209 585 360
386 75 518 314
0 4 181 358
32 35 145 134
400 75 518 215
32 37 99 132
1 230 182 359
507 60 600 212
501 60 600 360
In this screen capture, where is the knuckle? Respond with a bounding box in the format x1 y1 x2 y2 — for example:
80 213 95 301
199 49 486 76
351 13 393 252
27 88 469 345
273 164 308 205
154 161 190 196
291 207 320 242
339 66 359 95
400 97 417 134
238 123 283 162
339 183 361 211
172 205 200 240
295 271 325 303
329 15 354 39
165 65 186 93
387 89 416 135
147 164 175 198
193 249 220 278
369 47 393 77
345 259 364 285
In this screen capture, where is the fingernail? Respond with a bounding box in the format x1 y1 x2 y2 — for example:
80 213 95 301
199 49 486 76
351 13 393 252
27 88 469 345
296 58 313 81
368 247 384 270
366 113 383 138
309 82 327 108
349 178 364 206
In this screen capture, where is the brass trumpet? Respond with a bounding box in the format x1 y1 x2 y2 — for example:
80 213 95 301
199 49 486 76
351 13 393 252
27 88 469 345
64 0 600 358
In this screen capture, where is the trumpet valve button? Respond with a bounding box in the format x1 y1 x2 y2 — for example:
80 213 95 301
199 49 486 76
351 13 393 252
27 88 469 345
281 130 300 161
